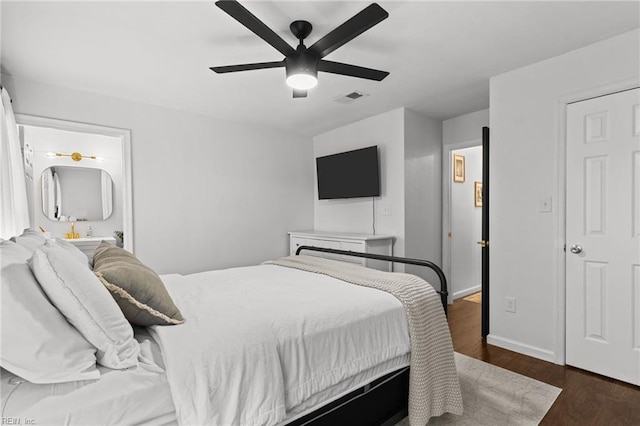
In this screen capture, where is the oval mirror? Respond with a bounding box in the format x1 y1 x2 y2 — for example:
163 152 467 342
41 166 114 221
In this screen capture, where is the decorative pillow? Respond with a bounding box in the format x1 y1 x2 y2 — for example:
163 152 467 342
29 240 140 369
93 242 185 326
0 239 100 383
93 240 137 269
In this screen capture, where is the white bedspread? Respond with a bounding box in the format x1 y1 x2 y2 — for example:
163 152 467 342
152 265 410 426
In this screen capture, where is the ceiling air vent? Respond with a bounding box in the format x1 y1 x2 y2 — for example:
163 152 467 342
333 91 369 104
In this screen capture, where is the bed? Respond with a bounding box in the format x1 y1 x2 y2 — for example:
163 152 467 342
1 230 462 426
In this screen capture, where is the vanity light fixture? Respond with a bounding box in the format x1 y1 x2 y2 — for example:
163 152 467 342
46 152 104 162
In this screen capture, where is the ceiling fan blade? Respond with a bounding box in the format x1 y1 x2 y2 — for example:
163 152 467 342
308 3 388 59
215 0 295 57
318 60 389 81
293 89 307 98
210 61 285 73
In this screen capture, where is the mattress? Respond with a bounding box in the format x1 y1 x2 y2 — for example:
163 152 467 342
1 265 411 426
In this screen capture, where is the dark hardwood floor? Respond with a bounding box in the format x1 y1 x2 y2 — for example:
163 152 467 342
448 295 640 426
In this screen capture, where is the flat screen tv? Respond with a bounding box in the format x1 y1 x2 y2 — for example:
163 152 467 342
316 146 380 199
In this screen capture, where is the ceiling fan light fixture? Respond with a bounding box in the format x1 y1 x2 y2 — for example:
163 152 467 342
286 72 317 90
285 53 318 90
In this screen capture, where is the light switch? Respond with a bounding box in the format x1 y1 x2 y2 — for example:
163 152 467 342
539 197 552 213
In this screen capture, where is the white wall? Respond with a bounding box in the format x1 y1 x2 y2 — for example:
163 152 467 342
3 74 314 274
404 109 443 286
449 145 482 299
313 108 406 257
313 107 445 287
443 109 489 147
489 29 640 362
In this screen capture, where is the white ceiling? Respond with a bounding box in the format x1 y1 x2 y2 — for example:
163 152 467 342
2 1 638 137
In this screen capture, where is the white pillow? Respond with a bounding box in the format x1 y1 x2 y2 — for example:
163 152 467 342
54 237 91 267
0 239 101 383
10 228 90 267
29 240 140 369
10 228 47 251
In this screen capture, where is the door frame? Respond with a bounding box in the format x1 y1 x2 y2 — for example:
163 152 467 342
15 114 134 253
442 138 482 306
555 77 639 365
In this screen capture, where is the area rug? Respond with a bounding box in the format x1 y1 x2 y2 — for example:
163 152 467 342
395 353 562 425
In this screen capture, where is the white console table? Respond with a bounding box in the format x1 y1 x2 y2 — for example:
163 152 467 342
288 231 394 272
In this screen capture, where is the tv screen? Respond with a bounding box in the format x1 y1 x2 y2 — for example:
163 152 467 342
316 146 380 199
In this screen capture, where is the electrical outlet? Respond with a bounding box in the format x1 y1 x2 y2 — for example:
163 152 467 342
382 205 392 216
505 297 516 313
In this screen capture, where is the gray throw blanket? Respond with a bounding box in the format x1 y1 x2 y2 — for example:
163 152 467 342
264 255 463 426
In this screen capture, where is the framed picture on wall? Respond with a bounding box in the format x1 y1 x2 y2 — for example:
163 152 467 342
453 154 465 182
475 181 483 207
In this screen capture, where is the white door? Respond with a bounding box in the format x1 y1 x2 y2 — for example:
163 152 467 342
566 87 640 385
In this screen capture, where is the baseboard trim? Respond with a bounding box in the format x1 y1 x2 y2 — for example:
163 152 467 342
487 334 557 364
452 285 481 300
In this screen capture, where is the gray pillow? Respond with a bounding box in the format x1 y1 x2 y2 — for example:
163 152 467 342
93 242 184 326
93 240 137 270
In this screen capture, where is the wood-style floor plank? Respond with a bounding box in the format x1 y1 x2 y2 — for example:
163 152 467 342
448 296 640 425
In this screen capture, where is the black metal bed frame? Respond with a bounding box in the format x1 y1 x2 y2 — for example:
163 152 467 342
287 245 450 426
294 245 449 315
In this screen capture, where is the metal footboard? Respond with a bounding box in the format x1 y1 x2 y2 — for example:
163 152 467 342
294 245 449 316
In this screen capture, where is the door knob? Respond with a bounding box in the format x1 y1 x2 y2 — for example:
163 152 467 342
570 244 582 254
476 240 489 248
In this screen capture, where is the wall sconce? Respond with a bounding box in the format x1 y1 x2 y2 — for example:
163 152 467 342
46 152 104 162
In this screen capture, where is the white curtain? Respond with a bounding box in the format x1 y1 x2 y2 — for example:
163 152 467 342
0 87 30 239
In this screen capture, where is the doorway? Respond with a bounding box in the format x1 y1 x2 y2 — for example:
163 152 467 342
443 141 483 302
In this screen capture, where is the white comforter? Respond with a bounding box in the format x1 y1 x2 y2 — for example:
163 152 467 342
151 264 410 426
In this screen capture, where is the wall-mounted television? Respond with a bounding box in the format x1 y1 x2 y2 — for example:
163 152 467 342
316 145 380 199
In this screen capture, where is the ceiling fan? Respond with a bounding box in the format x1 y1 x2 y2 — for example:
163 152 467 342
210 0 390 98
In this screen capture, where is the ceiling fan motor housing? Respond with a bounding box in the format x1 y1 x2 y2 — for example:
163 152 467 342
285 52 319 79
